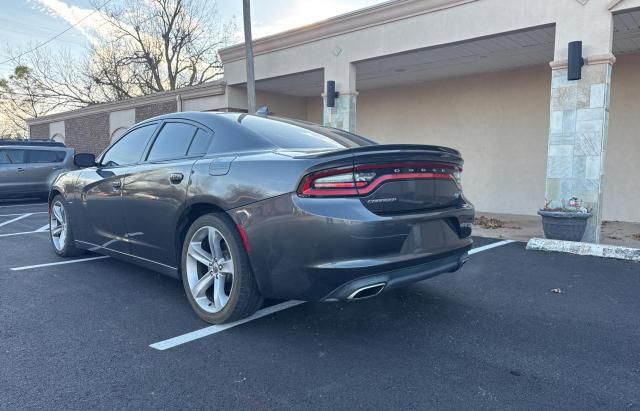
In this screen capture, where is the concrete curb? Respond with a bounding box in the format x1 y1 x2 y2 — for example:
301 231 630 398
526 237 640 262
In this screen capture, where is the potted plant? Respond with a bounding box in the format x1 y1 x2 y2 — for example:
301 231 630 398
538 197 592 242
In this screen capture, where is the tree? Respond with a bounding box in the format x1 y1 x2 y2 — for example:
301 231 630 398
0 0 236 136
0 65 68 138
90 0 236 96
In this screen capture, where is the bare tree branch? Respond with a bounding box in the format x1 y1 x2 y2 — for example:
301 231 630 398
0 0 236 135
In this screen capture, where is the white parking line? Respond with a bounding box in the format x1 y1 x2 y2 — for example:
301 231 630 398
149 300 306 351
36 223 50 232
0 229 49 238
10 256 110 271
149 239 517 351
469 239 515 254
0 203 47 208
0 212 48 217
0 213 33 228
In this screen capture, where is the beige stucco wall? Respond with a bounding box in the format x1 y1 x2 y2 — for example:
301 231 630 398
256 90 308 120
357 65 551 216
182 94 227 112
305 97 323 124
222 0 630 91
603 53 640 223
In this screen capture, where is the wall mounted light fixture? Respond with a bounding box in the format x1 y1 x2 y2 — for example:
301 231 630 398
568 41 584 81
326 81 340 107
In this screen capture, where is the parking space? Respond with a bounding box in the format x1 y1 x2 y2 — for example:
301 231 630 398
1 204 639 409
0 201 49 239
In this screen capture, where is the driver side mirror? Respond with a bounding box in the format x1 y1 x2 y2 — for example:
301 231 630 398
74 153 96 168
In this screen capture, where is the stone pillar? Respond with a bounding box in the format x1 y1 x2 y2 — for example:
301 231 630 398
546 57 614 243
323 63 357 132
323 92 358 132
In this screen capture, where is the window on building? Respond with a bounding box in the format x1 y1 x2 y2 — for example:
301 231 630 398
28 150 65 163
147 122 198 161
101 124 157 167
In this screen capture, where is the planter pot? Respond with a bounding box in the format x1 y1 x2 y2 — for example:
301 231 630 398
537 210 592 242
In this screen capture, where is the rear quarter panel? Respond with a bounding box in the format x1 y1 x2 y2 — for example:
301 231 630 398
186 151 350 210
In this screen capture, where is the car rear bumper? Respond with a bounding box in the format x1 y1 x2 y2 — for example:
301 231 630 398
229 194 474 301
323 250 469 301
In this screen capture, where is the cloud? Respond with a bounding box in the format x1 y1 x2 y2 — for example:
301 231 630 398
28 0 112 46
251 0 375 39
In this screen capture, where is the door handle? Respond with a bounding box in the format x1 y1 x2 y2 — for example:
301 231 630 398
169 173 184 184
112 180 122 189
17 167 25 172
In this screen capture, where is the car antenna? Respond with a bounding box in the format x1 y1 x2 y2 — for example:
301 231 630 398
255 106 273 117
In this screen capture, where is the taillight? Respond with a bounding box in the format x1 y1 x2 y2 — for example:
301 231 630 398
452 169 462 189
298 163 461 197
298 167 362 197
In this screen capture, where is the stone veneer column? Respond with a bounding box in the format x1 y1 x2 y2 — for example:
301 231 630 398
323 92 358 133
546 59 614 243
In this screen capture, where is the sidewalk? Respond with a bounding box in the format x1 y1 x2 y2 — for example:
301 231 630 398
472 212 640 249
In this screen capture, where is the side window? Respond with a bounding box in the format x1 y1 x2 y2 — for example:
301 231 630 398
0 150 11 164
0 149 26 164
28 150 65 163
101 124 156 167
187 129 212 156
147 122 198 162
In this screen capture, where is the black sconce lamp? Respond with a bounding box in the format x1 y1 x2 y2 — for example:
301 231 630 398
326 80 340 107
567 41 584 81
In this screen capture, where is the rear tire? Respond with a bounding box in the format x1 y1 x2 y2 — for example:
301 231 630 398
181 213 263 324
49 195 84 257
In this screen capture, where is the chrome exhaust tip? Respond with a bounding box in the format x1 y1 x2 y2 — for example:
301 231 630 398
347 283 386 300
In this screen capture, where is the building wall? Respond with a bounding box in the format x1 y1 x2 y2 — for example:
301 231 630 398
64 112 110 155
135 100 178 122
357 64 551 216
29 123 49 139
306 97 323 124
182 94 227 112
604 53 640 222
256 90 308 120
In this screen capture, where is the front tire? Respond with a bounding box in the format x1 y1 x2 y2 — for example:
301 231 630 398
181 213 263 324
50 195 84 257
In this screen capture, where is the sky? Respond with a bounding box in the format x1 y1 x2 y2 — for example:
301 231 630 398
0 0 385 77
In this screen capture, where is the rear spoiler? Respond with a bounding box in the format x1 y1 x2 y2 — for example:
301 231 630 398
304 143 462 162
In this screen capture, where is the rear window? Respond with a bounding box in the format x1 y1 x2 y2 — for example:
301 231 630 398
28 150 65 163
238 116 374 150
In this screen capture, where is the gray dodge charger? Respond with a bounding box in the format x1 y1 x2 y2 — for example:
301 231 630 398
49 112 474 324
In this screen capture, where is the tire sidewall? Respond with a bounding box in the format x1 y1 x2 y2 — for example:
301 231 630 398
180 213 251 323
50 195 74 257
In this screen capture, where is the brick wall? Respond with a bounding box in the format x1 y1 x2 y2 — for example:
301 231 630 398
135 100 177 122
64 112 110 155
29 123 50 139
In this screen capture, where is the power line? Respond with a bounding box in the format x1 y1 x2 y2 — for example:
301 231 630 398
0 0 113 67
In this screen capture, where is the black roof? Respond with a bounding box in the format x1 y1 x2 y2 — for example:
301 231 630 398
0 139 66 147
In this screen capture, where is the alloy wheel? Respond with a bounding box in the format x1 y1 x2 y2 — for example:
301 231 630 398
185 226 235 313
50 201 67 252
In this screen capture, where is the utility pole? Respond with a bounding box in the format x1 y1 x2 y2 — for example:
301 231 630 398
243 0 256 113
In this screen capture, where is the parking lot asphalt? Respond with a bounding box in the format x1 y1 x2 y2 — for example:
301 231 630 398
1 201 639 410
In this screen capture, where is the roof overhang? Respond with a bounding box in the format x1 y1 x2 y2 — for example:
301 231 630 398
219 0 478 63
27 81 226 125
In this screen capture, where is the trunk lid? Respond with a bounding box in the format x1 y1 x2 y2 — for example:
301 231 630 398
296 144 465 215
350 145 463 215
